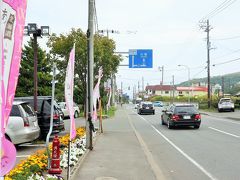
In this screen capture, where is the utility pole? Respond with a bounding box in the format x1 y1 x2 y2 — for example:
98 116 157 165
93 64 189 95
207 19 211 108
86 0 94 150
200 19 212 108
142 76 144 92
138 81 140 94
121 82 123 104
98 30 118 107
222 76 224 97
172 75 175 103
158 66 164 85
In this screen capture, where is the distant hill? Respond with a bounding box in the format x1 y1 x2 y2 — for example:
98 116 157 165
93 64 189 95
178 72 240 94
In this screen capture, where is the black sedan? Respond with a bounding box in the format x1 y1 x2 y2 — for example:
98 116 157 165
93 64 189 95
161 104 201 129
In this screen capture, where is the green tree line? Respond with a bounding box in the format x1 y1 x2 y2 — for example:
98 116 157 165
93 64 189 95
16 28 122 108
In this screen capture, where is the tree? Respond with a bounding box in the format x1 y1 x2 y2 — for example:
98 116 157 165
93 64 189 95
16 39 52 97
47 28 122 105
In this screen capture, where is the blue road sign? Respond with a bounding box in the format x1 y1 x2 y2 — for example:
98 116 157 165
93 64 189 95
129 49 153 68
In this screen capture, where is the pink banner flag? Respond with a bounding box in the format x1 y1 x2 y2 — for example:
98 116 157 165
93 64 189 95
65 44 76 141
0 0 28 176
92 67 103 121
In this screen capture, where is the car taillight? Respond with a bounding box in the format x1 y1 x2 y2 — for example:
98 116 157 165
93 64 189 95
23 117 30 127
53 114 59 120
195 114 201 120
171 114 180 121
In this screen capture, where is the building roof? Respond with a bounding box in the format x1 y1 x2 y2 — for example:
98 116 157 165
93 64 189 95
176 86 208 92
146 85 207 92
145 85 174 91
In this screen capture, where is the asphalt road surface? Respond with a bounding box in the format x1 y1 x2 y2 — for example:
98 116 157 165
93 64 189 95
126 105 240 180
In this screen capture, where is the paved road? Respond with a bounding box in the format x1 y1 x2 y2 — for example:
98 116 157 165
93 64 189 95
126 105 240 180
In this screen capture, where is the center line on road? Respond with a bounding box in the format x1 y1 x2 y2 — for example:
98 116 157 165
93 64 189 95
209 127 240 138
135 112 217 180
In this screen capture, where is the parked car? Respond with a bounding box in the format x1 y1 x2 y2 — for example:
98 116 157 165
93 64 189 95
58 102 80 118
15 96 65 138
161 104 201 129
153 101 163 107
137 101 155 115
218 98 235 112
5 101 40 145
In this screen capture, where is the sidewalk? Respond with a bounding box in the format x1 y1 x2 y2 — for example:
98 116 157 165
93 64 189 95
72 106 156 180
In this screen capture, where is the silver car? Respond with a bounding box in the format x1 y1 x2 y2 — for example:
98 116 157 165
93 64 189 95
218 98 235 112
58 102 80 118
5 101 40 145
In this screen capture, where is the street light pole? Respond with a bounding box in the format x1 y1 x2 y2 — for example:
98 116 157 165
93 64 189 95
33 34 38 112
178 65 190 103
24 24 49 112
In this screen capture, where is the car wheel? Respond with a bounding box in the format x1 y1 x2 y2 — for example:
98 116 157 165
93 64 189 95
218 108 221 112
167 120 172 129
194 125 200 129
153 111 155 115
232 109 235 112
74 111 79 118
139 110 142 115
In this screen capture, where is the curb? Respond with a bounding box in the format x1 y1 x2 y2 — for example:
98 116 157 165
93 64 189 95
70 132 101 179
200 111 240 121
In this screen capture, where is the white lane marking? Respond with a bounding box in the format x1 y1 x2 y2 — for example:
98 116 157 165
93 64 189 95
209 127 240 138
16 155 30 158
127 113 165 180
136 113 217 180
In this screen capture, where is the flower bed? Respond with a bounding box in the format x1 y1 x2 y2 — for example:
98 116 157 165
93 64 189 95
5 127 86 180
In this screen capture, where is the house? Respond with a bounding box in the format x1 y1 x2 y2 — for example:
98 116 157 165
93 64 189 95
176 86 208 97
145 85 207 97
145 85 175 97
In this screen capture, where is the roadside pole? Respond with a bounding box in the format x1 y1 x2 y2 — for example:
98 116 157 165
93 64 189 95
46 63 56 169
99 98 103 133
86 0 94 150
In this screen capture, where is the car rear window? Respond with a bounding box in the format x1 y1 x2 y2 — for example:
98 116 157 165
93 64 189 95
174 106 198 114
10 105 21 117
21 103 35 116
143 103 153 108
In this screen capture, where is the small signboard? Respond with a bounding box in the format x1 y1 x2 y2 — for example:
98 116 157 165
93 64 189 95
129 49 153 68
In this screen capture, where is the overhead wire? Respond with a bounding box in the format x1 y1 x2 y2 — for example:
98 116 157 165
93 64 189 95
201 0 237 20
213 57 240 66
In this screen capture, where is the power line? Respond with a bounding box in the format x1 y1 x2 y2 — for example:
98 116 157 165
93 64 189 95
201 0 237 20
212 48 240 60
213 57 240 66
211 35 240 41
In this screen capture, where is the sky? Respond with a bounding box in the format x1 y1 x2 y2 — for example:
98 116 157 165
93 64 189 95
25 0 240 98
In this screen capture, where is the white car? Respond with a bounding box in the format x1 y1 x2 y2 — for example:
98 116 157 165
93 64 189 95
218 98 235 112
58 102 80 118
6 101 40 145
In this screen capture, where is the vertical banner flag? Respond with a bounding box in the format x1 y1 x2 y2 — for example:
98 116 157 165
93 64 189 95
92 67 103 121
65 44 76 140
1 0 27 176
